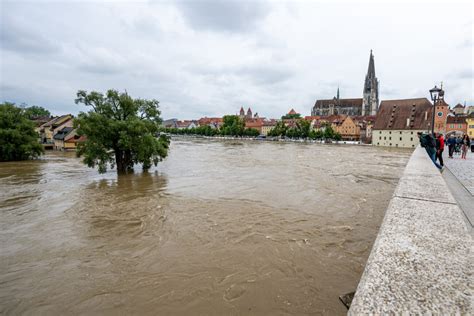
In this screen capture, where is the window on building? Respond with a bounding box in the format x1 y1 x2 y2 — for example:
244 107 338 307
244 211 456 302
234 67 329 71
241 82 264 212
390 143 392 146
389 137 391 140
389 131 392 134
411 132 413 134
377 142 380 145
400 131 402 134
384 136 386 140
412 144 415 147
410 137 413 141
400 137 402 141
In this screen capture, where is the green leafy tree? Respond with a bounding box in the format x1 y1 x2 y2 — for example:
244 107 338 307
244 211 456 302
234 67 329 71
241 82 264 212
220 115 245 136
267 121 287 137
24 105 51 119
295 119 311 138
323 123 335 139
74 89 170 174
0 102 44 161
244 128 260 137
281 113 301 120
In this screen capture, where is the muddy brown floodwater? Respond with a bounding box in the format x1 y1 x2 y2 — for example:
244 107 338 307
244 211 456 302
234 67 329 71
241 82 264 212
0 139 411 315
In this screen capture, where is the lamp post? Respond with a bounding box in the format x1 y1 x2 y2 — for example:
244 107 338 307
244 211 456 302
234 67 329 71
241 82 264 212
429 85 442 136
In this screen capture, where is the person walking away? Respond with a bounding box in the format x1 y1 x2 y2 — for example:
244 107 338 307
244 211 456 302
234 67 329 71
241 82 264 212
436 133 445 167
418 132 442 170
455 136 462 155
447 134 456 158
461 134 470 159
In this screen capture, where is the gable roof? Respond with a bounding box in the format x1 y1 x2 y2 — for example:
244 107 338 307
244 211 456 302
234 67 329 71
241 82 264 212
373 98 433 130
41 114 72 129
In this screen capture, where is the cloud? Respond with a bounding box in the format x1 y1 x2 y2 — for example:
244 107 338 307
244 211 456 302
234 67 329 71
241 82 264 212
74 46 127 75
0 15 60 55
173 0 270 32
451 69 473 79
187 63 293 86
0 1 473 118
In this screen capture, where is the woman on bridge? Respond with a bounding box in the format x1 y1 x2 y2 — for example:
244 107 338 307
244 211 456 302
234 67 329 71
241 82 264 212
461 134 470 160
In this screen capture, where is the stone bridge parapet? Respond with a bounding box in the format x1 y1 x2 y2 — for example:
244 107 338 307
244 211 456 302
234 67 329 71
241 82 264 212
349 145 473 314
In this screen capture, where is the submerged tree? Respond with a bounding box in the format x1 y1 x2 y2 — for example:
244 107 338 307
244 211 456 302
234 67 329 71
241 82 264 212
75 90 170 174
0 102 44 161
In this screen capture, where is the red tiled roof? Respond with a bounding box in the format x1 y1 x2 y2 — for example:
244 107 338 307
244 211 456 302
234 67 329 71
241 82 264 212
198 117 223 125
373 98 433 130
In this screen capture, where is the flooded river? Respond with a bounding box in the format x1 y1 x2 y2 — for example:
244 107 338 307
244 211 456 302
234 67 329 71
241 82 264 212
0 139 411 315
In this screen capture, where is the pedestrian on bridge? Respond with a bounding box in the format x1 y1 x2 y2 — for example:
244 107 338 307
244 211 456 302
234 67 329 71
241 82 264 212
418 132 442 170
447 134 456 158
461 134 470 160
435 133 445 167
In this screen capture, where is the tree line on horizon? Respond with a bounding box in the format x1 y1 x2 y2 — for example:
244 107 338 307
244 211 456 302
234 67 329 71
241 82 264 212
161 116 342 141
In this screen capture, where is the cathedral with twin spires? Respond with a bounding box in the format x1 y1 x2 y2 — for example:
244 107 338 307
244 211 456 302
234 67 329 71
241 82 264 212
311 50 379 117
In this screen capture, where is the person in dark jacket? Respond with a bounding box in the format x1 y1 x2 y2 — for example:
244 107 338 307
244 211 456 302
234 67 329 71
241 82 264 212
435 133 445 166
447 134 456 158
418 132 442 170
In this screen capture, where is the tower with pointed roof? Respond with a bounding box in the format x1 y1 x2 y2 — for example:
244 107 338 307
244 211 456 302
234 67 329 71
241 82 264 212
246 107 252 119
362 50 379 116
239 106 245 118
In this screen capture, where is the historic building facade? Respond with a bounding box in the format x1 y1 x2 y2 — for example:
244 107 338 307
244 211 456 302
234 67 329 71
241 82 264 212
372 98 433 148
312 51 379 117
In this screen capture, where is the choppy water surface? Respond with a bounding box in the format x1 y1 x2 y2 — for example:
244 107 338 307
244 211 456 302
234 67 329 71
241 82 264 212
0 140 411 315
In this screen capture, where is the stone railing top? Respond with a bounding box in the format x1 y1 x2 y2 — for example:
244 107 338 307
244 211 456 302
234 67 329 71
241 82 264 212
349 145 473 314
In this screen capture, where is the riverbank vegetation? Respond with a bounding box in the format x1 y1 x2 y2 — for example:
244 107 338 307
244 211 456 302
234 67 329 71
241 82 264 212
75 89 170 174
0 102 44 161
161 115 260 137
160 117 342 141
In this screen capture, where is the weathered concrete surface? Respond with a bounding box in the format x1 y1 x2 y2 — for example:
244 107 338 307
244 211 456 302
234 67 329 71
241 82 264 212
349 146 473 314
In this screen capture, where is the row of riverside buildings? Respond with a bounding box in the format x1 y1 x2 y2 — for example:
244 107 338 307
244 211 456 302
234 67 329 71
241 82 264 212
32 114 85 151
164 50 473 148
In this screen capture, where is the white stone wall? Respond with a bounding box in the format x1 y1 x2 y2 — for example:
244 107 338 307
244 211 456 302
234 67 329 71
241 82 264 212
372 129 425 148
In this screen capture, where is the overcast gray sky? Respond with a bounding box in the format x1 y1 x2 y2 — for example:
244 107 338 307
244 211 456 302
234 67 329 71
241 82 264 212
1 0 472 119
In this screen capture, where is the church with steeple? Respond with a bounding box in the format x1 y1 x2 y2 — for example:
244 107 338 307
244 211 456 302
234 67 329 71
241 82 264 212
362 50 379 116
311 50 379 117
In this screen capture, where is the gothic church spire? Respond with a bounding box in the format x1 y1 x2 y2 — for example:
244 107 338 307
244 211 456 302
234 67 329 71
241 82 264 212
362 50 379 116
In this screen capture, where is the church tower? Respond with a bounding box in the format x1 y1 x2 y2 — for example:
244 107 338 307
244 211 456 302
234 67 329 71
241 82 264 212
434 84 449 134
362 50 379 116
